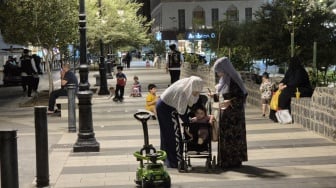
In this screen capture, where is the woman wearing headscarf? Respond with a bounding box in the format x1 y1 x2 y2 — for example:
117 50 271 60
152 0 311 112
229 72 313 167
278 56 313 111
212 57 248 168
156 76 203 168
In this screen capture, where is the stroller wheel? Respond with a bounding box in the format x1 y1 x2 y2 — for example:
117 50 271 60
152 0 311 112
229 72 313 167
187 165 193 171
211 156 217 169
205 159 211 169
178 160 188 173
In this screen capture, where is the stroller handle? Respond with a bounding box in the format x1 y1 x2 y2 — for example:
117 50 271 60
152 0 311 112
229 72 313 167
134 111 152 121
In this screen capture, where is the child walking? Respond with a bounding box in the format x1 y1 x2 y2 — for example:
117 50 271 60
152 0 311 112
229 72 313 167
113 66 127 102
145 84 158 120
259 72 274 117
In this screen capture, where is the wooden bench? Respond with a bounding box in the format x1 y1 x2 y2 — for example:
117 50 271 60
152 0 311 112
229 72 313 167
56 96 78 118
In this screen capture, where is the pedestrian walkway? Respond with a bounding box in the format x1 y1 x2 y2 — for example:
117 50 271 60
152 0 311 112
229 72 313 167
1 66 336 188
44 68 336 188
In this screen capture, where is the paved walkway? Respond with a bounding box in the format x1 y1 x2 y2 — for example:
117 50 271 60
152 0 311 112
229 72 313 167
1 63 336 188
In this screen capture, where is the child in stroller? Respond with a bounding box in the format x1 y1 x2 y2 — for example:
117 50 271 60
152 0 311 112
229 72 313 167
178 95 216 172
185 105 215 145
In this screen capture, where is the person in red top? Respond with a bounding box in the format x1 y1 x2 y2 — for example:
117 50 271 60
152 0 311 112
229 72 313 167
113 66 127 102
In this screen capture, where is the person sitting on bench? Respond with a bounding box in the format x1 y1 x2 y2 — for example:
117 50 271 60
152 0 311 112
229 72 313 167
47 63 78 114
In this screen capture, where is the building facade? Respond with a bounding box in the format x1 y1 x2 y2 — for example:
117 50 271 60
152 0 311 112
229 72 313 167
150 0 268 55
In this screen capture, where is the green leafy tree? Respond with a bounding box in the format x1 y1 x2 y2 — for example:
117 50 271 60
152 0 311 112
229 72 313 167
297 2 336 86
148 35 166 56
250 2 288 66
86 0 150 55
245 0 336 81
209 17 253 70
0 0 78 60
210 19 240 56
0 0 78 92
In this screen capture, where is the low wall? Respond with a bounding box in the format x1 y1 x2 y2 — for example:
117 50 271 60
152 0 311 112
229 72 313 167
182 62 336 141
291 88 336 140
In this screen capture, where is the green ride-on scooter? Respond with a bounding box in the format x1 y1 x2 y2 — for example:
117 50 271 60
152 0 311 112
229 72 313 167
133 111 171 188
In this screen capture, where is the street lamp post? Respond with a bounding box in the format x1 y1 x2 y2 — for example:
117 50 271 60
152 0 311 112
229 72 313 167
73 0 100 152
98 0 109 95
286 1 296 58
290 6 295 58
290 29 294 57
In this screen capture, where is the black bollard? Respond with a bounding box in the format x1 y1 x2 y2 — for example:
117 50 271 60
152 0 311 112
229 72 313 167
34 106 49 187
98 56 109 95
0 130 19 188
67 84 77 133
106 61 112 78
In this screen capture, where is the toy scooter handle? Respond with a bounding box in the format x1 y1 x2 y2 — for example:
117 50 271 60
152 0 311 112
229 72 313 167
133 150 167 161
134 111 152 122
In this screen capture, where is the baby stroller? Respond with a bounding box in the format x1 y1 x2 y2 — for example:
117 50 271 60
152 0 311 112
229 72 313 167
178 95 216 172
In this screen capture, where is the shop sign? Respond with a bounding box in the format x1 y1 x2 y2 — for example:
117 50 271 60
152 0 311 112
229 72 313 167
187 32 216 40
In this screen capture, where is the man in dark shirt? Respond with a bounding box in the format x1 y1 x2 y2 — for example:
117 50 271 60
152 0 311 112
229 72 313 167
32 54 43 74
20 49 38 97
47 63 78 114
166 44 183 84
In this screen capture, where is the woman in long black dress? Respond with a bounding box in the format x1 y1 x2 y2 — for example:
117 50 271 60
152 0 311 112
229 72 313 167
213 57 248 168
278 56 313 111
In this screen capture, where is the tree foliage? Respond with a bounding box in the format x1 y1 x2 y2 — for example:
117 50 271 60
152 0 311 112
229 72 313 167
209 17 253 70
86 0 150 54
250 2 288 65
0 0 78 92
0 0 151 90
0 0 150 56
209 0 336 83
148 35 166 56
0 0 78 50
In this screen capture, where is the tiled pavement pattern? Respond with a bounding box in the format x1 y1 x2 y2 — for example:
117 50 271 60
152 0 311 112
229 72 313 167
1 66 336 188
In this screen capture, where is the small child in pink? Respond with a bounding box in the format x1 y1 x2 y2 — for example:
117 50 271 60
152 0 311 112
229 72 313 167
130 75 142 97
187 105 214 145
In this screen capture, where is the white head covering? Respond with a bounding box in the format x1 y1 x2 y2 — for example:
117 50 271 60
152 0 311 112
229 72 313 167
213 57 247 95
160 76 203 114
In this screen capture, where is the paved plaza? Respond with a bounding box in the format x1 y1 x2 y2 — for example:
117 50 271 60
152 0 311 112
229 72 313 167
0 62 336 188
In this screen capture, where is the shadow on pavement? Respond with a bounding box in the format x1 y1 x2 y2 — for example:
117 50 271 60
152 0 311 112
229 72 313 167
19 90 49 107
175 165 287 179
228 165 287 178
